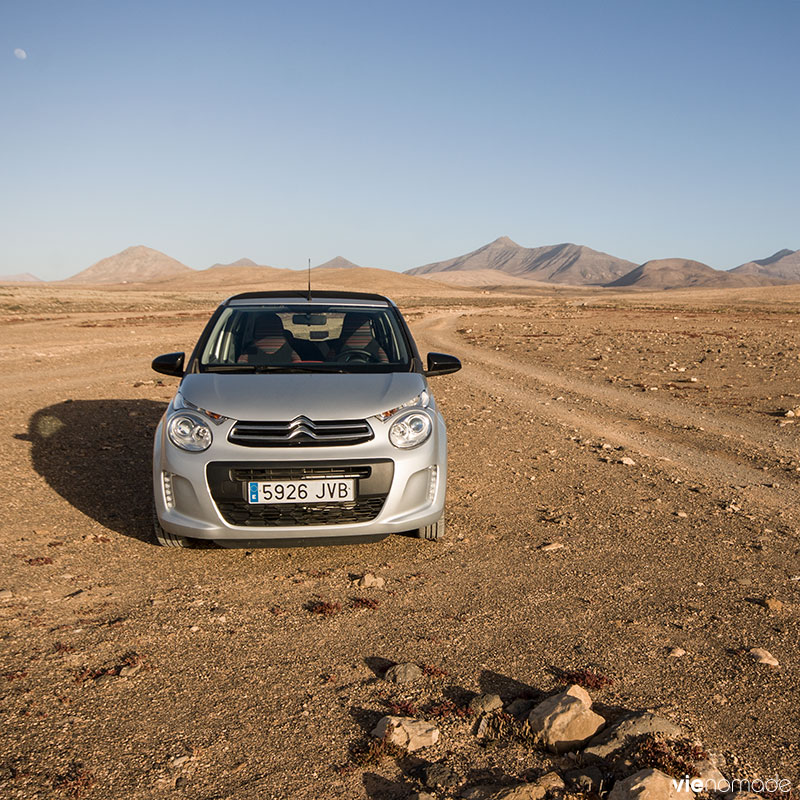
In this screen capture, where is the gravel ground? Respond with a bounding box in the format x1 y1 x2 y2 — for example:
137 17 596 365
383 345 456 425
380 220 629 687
1 287 798 799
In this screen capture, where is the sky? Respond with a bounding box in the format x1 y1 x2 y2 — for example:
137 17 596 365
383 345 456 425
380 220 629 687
1 0 799 279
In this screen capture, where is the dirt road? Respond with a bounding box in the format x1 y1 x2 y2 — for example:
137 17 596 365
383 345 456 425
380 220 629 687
1 290 798 799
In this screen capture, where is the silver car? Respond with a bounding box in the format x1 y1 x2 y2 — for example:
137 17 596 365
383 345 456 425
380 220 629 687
151 290 460 547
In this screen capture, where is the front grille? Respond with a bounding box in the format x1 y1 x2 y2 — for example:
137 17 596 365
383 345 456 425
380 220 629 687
207 460 393 528
230 465 372 481
228 416 373 447
214 498 385 527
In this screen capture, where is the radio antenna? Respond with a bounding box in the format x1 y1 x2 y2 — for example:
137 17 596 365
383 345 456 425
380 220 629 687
307 257 312 300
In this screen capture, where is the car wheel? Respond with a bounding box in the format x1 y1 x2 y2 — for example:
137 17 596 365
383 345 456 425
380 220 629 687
152 504 192 548
416 516 445 541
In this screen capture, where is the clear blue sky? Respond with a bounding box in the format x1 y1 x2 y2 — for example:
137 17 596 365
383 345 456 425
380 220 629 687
2 0 798 279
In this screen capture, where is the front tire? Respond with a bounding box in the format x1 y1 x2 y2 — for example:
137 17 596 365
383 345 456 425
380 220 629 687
416 516 445 541
152 504 192 548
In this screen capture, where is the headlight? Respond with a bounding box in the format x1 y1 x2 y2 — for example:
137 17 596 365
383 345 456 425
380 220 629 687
171 392 227 424
167 413 213 452
375 390 430 422
389 410 432 449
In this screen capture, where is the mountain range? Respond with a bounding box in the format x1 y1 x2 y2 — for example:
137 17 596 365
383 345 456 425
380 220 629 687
2 239 798 290
407 236 636 285
407 237 799 289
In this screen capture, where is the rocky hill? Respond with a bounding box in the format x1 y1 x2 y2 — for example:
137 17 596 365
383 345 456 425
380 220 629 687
608 258 775 290
66 245 193 284
407 236 635 285
315 256 361 269
730 248 800 281
0 272 42 283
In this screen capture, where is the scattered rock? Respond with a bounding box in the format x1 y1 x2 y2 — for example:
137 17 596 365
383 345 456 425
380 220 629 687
469 693 503 715
465 784 543 800
527 684 605 754
119 662 143 677
620 457 636 466
0 589 13 600
608 768 692 800
565 766 604 793
384 662 422 684
693 759 727 790
748 647 779 667
169 755 190 768
539 542 564 553
372 716 439 751
583 712 683 764
535 772 565 793
505 698 533 718
422 762 459 789
668 647 686 658
411 793 436 800
675 511 688 519
356 572 385 589
760 597 783 613
728 793 762 800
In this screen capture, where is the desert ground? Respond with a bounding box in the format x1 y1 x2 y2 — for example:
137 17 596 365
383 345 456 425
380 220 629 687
1 279 799 799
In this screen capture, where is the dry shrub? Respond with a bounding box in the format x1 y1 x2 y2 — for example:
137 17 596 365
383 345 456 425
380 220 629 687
305 600 342 616
350 596 380 610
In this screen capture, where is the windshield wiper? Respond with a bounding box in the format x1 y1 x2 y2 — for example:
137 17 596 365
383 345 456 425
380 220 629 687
253 365 348 373
201 364 350 373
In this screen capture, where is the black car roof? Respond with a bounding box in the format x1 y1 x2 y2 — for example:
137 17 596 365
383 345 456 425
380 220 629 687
223 290 396 306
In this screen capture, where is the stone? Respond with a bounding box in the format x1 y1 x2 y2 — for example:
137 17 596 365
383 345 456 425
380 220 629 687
489 785 547 800
539 542 564 552
357 572 385 589
410 794 436 800
505 698 533 718
384 662 422 684
761 597 783 613
608 768 693 800
469 693 503 715
119 662 143 677
693 760 727 792
748 647 779 667
565 766 604 793
0 589 13 600
535 772 565 793
371 716 439 751
620 457 636 466
668 647 686 658
422 762 459 789
583 712 683 764
527 684 605 754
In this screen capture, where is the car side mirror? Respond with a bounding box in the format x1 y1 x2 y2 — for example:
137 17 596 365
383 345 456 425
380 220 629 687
424 352 461 377
152 352 185 377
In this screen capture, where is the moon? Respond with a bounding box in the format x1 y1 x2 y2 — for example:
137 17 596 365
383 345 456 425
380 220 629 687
14 48 27 60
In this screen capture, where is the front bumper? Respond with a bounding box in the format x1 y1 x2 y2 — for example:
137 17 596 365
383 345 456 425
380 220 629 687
153 411 447 541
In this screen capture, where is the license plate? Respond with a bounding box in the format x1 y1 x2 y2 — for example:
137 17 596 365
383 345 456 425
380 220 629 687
247 479 355 504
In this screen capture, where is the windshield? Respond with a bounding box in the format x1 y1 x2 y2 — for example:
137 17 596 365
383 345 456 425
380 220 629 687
198 304 412 373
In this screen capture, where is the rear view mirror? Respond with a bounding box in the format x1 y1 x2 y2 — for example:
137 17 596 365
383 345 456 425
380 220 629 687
152 352 185 377
424 352 461 377
292 313 327 325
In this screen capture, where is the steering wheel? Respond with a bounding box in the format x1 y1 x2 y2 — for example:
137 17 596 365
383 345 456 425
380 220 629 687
340 348 378 363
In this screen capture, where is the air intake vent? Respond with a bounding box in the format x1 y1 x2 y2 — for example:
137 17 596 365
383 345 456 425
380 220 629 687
228 416 373 447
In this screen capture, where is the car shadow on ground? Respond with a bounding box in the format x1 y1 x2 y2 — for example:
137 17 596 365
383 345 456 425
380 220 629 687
22 399 167 544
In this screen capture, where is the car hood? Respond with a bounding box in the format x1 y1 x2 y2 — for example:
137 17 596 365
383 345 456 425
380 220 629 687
179 372 427 421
